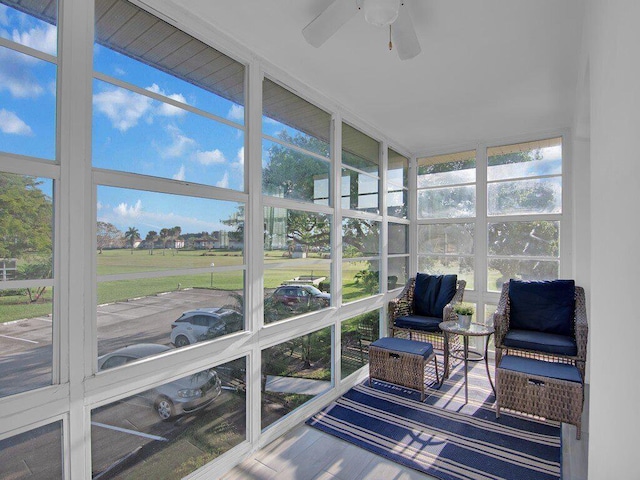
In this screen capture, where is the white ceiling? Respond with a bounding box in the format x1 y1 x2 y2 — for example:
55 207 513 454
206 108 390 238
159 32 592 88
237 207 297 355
167 0 585 154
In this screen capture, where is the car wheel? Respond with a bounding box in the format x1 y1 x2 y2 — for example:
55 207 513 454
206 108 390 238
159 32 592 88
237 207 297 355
174 335 190 347
155 396 175 421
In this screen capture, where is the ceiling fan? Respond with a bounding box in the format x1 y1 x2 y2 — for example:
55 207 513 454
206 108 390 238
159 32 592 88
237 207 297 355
302 0 421 60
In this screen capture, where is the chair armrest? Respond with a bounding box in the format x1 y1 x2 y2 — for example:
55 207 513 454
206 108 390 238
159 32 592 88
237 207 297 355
574 286 588 362
443 303 455 322
388 298 411 323
494 281 510 347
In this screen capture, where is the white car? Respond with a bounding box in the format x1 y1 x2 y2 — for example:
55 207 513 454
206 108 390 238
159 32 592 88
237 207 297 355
97 344 222 420
170 308 243 347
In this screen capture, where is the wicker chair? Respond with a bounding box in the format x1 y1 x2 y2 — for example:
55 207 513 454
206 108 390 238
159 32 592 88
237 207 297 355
494 280 588 378
389 274 466 376
494 280 588 439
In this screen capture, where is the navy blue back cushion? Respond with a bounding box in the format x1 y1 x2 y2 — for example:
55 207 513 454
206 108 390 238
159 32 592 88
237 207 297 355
414 273 458 318
509 279 575 336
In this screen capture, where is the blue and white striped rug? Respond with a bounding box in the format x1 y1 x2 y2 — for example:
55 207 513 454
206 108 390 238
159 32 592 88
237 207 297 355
307 360 561 480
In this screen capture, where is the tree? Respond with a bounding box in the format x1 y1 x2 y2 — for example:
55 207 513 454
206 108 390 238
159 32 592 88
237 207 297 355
124 227 139 254
159 228 170 255
0 173 52 260
145 230 158 255
97 222 123 253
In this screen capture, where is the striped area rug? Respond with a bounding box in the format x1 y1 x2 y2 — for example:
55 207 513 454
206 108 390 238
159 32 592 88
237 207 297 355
307 359 561 480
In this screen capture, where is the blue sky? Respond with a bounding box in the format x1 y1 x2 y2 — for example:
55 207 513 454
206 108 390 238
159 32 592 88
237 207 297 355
0 4 251 237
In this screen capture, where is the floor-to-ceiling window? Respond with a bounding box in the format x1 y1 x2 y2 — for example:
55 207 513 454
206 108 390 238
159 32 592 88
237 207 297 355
416 137 565 325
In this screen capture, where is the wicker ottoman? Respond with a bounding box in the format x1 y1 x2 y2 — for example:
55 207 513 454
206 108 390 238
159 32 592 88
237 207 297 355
496 355 584 439
369 337 439 401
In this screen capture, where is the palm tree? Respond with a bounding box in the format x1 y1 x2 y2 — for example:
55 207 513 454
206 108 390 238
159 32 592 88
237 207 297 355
145 230 158 255
159 228 170 255
124 227 139 255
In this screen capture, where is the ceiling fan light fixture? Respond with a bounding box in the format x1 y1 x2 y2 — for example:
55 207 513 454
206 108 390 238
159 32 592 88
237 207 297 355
362 0 400 27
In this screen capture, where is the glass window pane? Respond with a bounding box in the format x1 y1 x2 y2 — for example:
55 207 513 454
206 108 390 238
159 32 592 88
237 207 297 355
94 0 244 123
418 185 475 219
98 271 244 356
0 46 56 160
342 123 379 171
263 265 331 324
417 151 476 188
92 357 246 479
97 186 244 271
387 184 407 218
262 327 332 430
487 258 559 292
262 140 330 203
418 223 474 255
343 259 379 303
388 223 408 254
418 256 474 290
487 177 562 216
342 218 380 257
388 149 408 189
488 137 562 181
341 310 380 379
388 256 408 290
488 221 559 257
341 169 379 213
92 80 244 189
0 3 57 55
0 286 53 397
263 207 331 254
0 421 62 479
262 79 330 157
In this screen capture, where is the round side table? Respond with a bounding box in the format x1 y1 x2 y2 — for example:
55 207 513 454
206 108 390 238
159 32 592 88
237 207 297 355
439 320 495 404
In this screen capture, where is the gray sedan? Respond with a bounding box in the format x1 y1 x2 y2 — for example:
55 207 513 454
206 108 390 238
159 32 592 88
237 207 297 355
97 344 222 421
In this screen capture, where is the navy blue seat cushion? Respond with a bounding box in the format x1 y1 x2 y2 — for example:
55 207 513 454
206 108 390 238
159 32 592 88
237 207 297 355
413 273 457 319
503 329 577 356
499 355 582 383
509 279 575 336
371 337 434 359
394 315 442 333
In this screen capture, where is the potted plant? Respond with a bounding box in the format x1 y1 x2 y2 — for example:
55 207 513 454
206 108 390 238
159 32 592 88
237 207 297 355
453 304 474 329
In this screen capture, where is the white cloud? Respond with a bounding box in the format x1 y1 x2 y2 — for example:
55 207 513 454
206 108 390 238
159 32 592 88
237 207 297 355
216 172 230 189
114 67 126 77
12 24 57 56
162 125 196 158
173 164 186 181
93 88 152 132
0 49 45 98
146 84 188 117
195 148 226 165
0 109 33 135
97 201 103 210
236 146 245 167
227 104 244 122
114 199 143 218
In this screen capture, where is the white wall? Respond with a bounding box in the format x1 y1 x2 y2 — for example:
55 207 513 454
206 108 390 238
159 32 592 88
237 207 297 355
587 1 640 477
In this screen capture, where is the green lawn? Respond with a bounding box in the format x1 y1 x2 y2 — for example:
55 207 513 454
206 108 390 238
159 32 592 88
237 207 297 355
0 249 378 323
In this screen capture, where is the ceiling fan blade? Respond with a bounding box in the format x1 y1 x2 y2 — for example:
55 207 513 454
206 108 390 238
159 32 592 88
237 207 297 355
303 0 359 48
392 2 421 60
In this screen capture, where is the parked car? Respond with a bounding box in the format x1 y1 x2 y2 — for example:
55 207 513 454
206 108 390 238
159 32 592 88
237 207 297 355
270 285 330 309
97 344 222 421
170 307 243 347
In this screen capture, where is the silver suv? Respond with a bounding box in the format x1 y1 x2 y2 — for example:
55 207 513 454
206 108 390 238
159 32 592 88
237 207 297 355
170 308 243 347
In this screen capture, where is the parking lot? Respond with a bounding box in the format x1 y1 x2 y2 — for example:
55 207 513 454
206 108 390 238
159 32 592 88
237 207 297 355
0 288 246 478
0 288 238 396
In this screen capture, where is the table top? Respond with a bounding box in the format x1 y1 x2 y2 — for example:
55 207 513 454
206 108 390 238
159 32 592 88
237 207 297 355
439 320 495 337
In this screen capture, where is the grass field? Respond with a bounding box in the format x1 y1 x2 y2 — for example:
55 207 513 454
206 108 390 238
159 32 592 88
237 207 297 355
0 249 380 323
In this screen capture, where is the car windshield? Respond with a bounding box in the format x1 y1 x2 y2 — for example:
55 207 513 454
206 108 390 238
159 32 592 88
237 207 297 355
304 286 323 295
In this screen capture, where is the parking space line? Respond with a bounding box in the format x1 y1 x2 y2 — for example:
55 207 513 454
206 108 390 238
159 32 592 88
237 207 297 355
0 334 38 344
91 422 168 442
